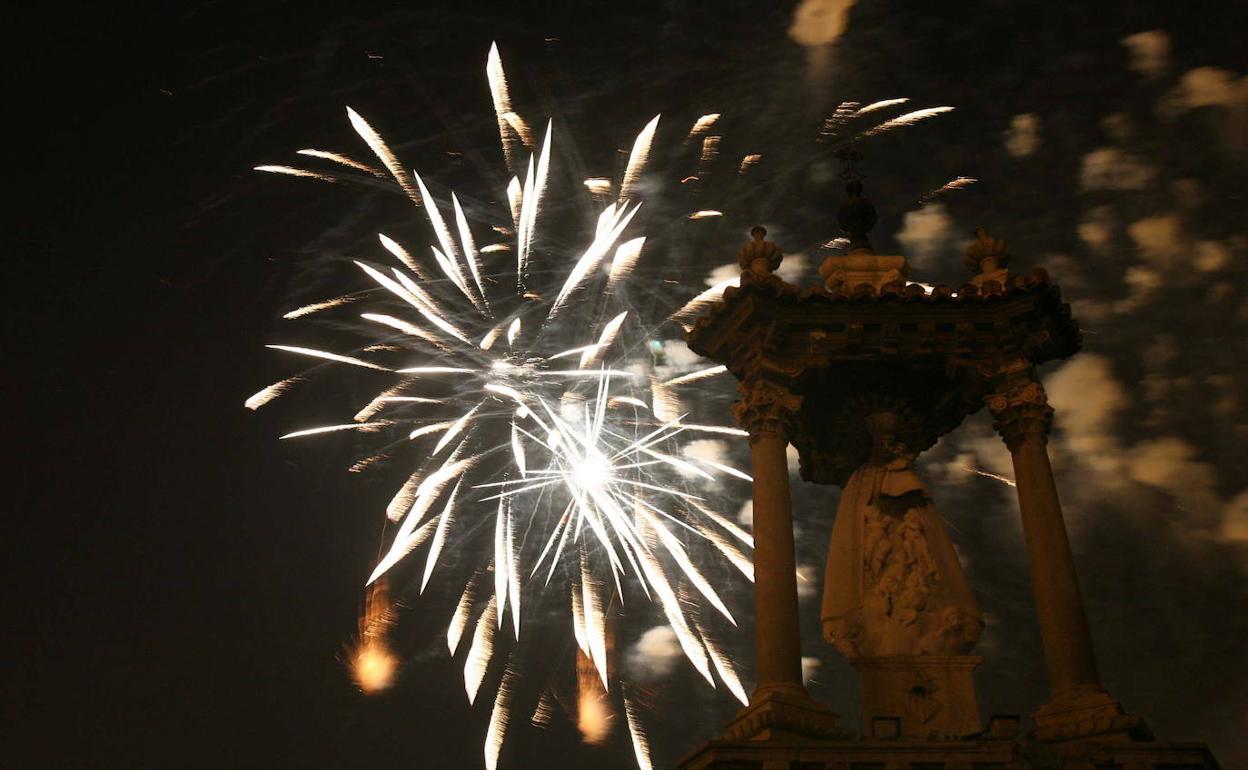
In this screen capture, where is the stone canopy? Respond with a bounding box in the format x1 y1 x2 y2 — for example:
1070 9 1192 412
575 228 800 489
685 268 1082 485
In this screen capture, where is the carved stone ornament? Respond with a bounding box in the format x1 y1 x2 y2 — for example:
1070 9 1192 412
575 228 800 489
965 227 1011 289
985 380 1053 451
731 379 802 439
817 250 910 293
964 226 1011 274
736 226 783 277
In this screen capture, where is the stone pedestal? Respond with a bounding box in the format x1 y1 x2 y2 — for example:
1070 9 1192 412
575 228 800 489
851 656 983 739
818 249 910 292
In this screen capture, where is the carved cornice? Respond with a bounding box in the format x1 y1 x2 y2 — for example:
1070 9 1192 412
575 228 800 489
986 380 1053 451
731 379 803 440
685 267 1081 370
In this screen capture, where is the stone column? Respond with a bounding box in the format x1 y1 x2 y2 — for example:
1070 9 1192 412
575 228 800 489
987 378 1137 740
733 379 806 700
987 380 1099 694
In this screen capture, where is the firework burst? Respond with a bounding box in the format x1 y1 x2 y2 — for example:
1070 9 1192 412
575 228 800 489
248 44 756 770
248 40 963 768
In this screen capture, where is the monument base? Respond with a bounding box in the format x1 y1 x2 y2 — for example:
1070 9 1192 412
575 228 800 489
677 734 1219 770
851 655 983 739
723 688 844 742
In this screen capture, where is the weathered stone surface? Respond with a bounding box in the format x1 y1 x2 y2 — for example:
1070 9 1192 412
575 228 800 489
851 655 984 739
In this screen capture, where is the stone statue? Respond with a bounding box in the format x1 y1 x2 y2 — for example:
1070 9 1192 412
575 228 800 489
737 226 782 276
821 411 983 658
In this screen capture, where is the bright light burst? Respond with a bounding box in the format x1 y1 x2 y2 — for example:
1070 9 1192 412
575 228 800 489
248 43 755 768
249 41 959 768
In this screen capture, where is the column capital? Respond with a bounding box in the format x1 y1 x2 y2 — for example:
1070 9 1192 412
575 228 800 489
732 379 802 440
985 379 1053 451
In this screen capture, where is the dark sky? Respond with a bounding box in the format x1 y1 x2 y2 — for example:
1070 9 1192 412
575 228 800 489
7 1 1247 768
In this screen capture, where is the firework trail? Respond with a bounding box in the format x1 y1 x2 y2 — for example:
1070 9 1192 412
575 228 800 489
248 44 755 768
859 105 955 137
960 465 1017 487
919 175 978 204
818 98 954 147
350 579 398 694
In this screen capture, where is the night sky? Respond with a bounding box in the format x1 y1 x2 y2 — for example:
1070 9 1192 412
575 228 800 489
8 2 1248 768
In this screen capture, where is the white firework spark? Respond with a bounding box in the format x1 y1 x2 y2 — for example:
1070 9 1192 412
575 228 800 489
295 148 387 178
861 105 955 137
854 97 909 116
252 164 339 183
686 113 720 139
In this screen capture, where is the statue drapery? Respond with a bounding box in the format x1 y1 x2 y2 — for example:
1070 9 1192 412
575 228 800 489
821 412 982 659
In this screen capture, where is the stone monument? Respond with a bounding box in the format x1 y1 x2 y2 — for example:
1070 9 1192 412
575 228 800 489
677 169 1220 769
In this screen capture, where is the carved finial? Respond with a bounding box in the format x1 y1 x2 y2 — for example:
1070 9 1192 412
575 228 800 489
737 225 783 276
834 148 876 252
964 226 1010 275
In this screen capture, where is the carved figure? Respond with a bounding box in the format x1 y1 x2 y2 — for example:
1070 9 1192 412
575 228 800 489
821 411 983 657
736 226 783 276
